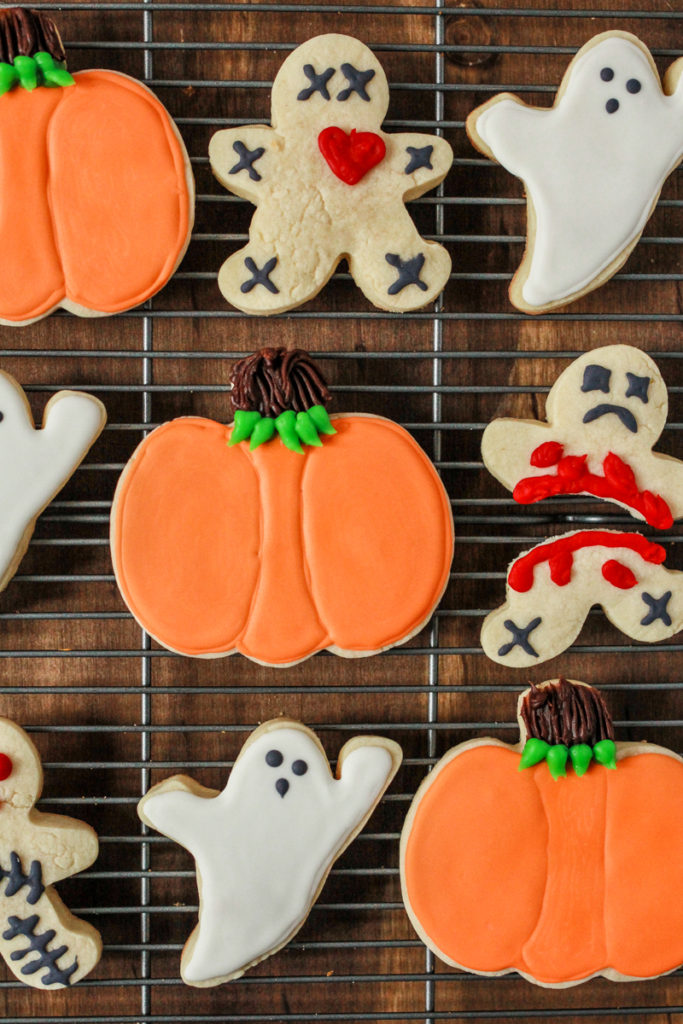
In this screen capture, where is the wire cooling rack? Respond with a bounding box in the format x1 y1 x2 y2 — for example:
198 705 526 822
0 1 681 1021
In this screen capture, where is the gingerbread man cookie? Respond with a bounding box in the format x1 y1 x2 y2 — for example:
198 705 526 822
0 717 101 988
482 345 683 529
466 32 683 312
139 719 401 986
209 34 453 314
401 677 683 987
481 529 683 667
0 371 105 593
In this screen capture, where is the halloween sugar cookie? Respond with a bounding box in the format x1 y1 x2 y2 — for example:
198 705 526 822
0 372 105 593
481 529 683 667
466 32 683 312
0 716 101 988
110 347 454 666
209 33 453 314
139 719 401 986
0 6 194 325
482 345 683 529
401 677 683 987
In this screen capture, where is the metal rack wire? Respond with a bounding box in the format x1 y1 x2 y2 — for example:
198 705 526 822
0 1 681 1022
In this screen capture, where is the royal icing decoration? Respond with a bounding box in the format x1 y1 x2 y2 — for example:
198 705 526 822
138 719 401 986
0 6 194 326
0 371 105 593
110 348 453 666
208 33 453 314
0 717 101 988
466 31 683 312
481 528 683 667
482 345 683 529
401 678 683 987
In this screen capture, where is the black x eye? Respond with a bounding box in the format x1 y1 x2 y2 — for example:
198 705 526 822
625 373 649 403
581 364 611 394
337 63 375 102
265 749 283 767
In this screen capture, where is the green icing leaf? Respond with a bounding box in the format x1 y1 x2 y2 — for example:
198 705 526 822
519 738 550 770
229 410 261 446
275 410 304 454
0 63 19 95
546 744 569 780
14 56 37 91
593 739 617 770
307 404 337 436
569 743 593 777
295 411 322 447
249 417 275 450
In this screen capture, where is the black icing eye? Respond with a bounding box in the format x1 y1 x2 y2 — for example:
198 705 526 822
626 78 641 94
600 67 614 82
581 364 611 394
0 412 4 423
292 759 308 776
605 98 619 114
625 372 650 404
265 749 283 768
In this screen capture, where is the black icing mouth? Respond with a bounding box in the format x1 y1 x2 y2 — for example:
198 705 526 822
582 404 638 433
275 778 289 798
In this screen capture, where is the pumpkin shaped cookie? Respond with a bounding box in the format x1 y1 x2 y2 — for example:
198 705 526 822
401 677 683 987
0 7 194 326
110 347 454 666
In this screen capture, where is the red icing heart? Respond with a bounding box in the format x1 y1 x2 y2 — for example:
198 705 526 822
318 126 386 185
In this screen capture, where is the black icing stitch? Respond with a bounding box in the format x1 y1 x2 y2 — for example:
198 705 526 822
337 63 375 101
600 67 614 82
266 749 283 767
582 404 638 433
3 914 78 987
297 64 334 101
229 140 266 182
626 78 641 94
498 617 542 659
0 853 43 906
292 759 308 776
640 591 672 627
404 145 433 174
275 778 289 798
625 372 650 403
581 364 611 394
241 257 279 295
606 98 619 114
385 253 428 295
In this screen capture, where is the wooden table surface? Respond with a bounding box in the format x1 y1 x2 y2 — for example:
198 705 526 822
0 1 680 1021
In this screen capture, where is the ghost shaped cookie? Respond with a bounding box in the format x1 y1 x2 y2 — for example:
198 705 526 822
0 6 194 326
401 677 683 987
466 31 683 312
138 719 402 986
0 716 101 988
481 528 683 667
208 33 453 314
0 371 105 592
482 345 683 529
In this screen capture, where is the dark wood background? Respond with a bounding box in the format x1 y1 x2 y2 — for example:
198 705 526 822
0 0 680 1021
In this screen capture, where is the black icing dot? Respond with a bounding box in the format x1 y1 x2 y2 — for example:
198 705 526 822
265 749 283 768
292 759 308 776
275 778 289 798
0 412 4 423
626 78 641 94
600 67 614 82
605 98 619 114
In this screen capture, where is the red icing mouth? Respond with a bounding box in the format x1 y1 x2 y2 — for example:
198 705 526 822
0 753 12 781
513 445 673 530
318 126 386 184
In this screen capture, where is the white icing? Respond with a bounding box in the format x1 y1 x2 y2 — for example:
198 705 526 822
142 726 395 984
475 35 683 307
0 376 104 584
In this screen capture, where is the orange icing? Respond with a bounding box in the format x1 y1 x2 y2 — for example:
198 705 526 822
111 414 454 664
402 743 683 984
0 70 190 322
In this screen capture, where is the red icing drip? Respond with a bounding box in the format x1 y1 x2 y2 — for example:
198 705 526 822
601 559 638 589
513 447 673 530
0 753 12 781
508 531 666 594
318 126 386 185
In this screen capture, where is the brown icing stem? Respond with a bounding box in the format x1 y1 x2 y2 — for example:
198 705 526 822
0 7 65 64
230 347 332 418
520 678 614 747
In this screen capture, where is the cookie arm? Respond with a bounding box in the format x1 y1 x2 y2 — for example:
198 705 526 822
466 95 547 171
138 777 220 857
643 453 683 522
25 812 99 885
209 126 277 203
330 738 401 842
385 133 453 200
481 418 554 492
39 391 106 490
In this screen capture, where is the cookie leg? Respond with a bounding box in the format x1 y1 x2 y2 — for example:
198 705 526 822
348 213 451 312
481 587 583 668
